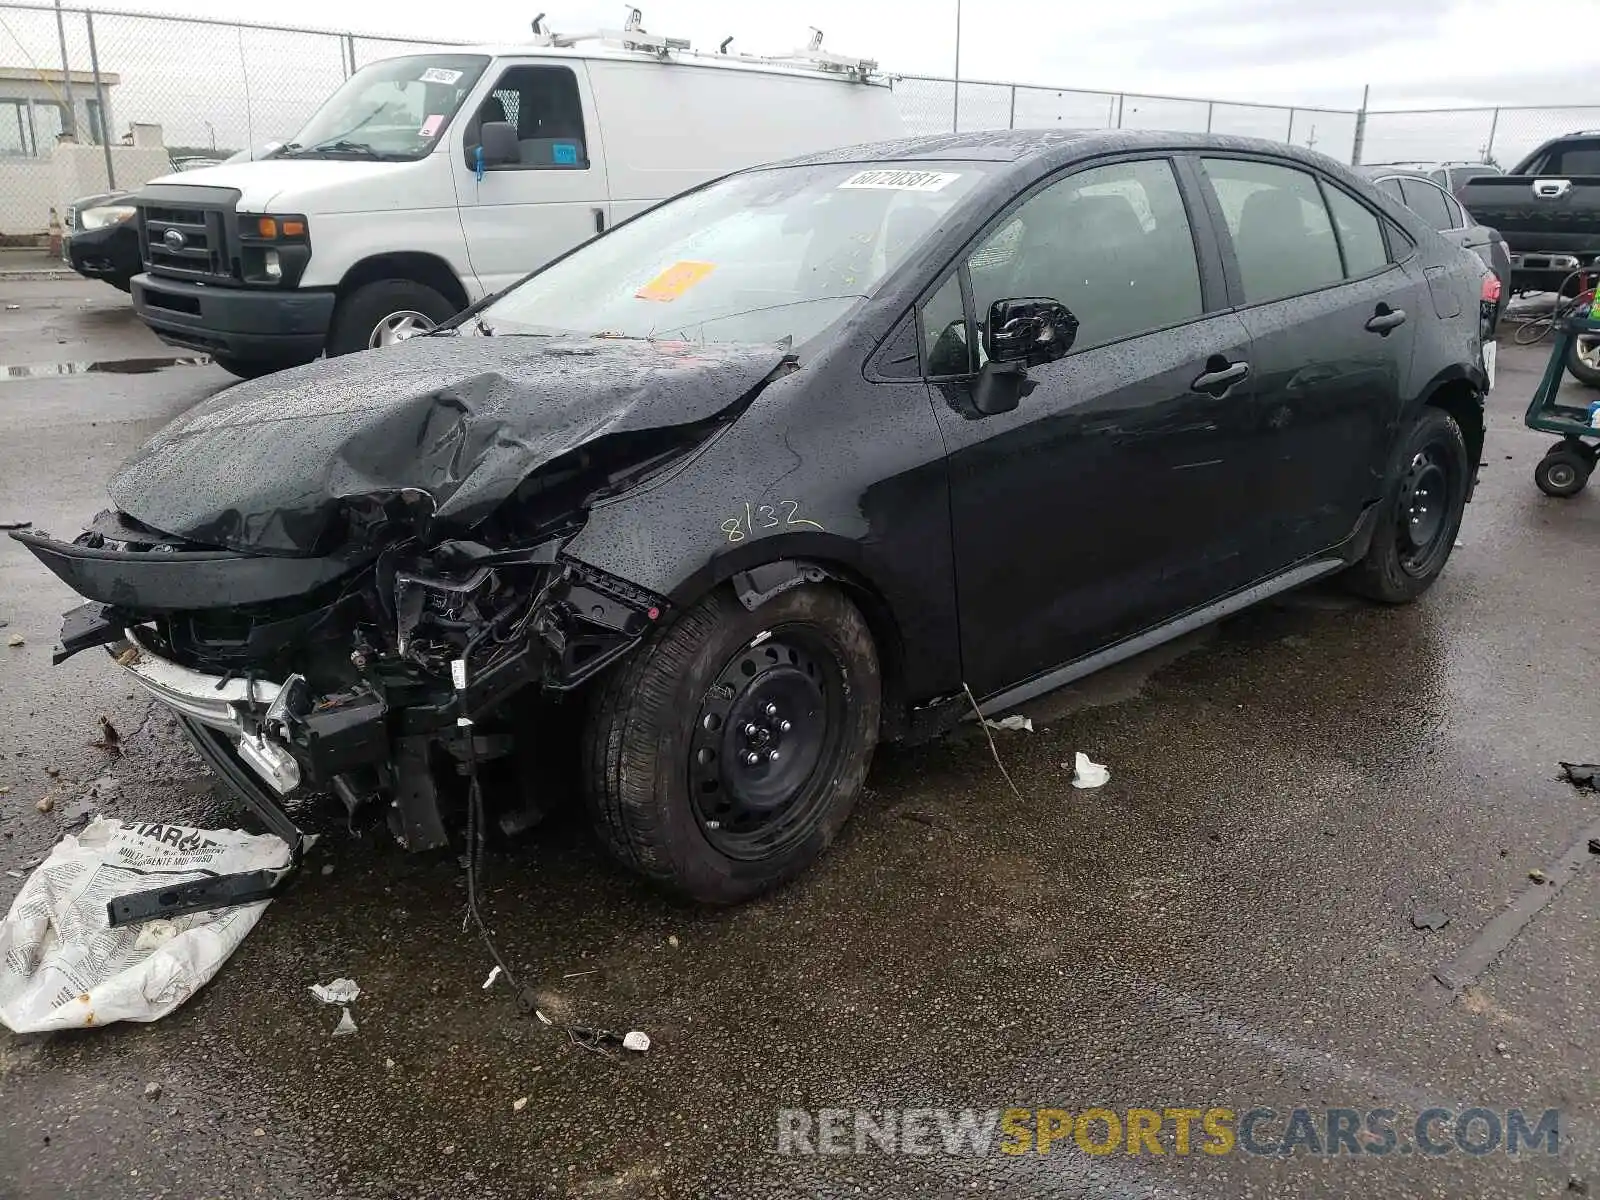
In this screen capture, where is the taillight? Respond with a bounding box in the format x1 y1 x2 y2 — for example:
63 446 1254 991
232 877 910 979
1481 274 1502 304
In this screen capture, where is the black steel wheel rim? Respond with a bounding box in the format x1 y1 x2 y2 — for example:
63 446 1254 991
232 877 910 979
1397 443 1455 574
688 627 846 860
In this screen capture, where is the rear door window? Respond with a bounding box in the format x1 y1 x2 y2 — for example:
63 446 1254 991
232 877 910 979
1542 140 1600 175
1201 158 1343 304
1398 178 1454 231
1322 186 1389 278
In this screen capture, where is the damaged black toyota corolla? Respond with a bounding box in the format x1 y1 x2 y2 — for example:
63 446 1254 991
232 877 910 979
15 131 1489 909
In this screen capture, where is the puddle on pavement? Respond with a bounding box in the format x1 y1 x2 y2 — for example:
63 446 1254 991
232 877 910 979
0 354 210 379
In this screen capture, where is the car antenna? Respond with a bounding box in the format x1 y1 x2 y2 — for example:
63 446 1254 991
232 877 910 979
719 36 733 53
531 11 545 34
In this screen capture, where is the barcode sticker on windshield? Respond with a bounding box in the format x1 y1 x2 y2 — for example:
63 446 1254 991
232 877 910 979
419 67 463 85
838 169 961 192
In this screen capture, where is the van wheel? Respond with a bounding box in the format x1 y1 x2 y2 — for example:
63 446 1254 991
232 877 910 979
326 279 457 356
583 585 880 904
1346 407 1469 604
211 353 314 380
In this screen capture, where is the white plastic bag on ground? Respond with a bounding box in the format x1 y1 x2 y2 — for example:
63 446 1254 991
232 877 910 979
0 818 289 1033
1071 752 1110 789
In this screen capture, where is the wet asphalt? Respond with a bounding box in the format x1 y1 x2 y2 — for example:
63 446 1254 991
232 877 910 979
1 279 1598 1199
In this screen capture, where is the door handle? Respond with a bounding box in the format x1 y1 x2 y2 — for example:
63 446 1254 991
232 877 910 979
1191 360 1250 395
592 207 606 235
1365 304 1407 335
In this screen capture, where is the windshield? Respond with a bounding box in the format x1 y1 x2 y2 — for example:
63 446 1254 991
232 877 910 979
481 162 991 346
280 54 489 161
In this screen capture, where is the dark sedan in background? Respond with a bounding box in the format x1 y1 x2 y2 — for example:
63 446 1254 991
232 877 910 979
63 190 140 291
1360 165 1512 330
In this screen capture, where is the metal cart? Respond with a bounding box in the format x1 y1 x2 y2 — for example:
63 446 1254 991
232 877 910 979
1526 308 1600 497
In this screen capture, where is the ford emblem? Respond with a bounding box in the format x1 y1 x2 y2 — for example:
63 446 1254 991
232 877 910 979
162 228 186 251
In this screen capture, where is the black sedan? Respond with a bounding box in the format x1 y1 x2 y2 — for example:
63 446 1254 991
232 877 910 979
63 189 140 291
16 130 1489 907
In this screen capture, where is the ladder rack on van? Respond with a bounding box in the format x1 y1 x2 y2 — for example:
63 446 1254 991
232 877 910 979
529 9 880 81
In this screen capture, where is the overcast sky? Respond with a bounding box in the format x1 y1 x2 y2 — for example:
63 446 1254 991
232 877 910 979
104 0 1595 110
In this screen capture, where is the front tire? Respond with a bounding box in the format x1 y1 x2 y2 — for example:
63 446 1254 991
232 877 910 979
1346 407 1470 604
583 585 880 904
326 278 457 357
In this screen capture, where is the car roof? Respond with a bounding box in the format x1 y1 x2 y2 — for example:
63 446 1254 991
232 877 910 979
775 128 1349 171
1357 166 1437 182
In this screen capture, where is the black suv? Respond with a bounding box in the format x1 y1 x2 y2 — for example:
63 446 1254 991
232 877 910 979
17 131 1489 906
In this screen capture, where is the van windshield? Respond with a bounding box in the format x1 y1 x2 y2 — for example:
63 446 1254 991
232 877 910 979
480 162 991 346
279 54 489 162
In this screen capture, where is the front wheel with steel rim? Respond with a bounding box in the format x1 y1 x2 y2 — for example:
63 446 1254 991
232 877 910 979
325 277 458 358
584 584 880 904
1567 333 1600 388
1346 407 1470 604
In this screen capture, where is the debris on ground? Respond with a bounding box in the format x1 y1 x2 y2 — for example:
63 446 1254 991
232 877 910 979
1070 752 1111 789
1589 838 1600 856
6 634 23 648
1529 869 1547 885
0 519 29 530
43 766 59 778
1411 909 1452 932
1495 1041 1510 1056
114 646 139 668
92 716 121 756
1560 762 1600 791
3 870 22 880
564 1026 653 1056
0 785 10 794
143 1081 162 1100
984 714 1034 733
385 1057 396 1070
482 965 502 989
34 797 52 814
0 818 289 1032
331 1007 358 1037
320 863 334 876
667 934 680 948
513 1096 529 1112
308 978 361 1005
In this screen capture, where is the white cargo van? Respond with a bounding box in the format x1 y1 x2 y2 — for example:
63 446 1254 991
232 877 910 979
129 19 903 378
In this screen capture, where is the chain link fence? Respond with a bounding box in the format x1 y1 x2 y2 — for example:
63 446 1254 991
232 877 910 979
0 2 1592 238
1361 106 1600 171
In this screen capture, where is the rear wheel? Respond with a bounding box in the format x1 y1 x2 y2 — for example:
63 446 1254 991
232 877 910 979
1346 407 1470 604
326 278 457 357
583 584 880 904
1567 333 1600 388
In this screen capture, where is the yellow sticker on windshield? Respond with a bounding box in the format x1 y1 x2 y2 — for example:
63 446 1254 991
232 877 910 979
636 260 715 302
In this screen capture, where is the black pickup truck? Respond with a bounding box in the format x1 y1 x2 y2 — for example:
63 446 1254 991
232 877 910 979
1458 133 1600 293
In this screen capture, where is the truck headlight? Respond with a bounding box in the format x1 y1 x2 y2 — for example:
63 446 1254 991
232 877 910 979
79 204 136 230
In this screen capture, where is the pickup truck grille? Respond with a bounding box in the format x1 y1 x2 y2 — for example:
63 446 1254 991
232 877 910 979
139 202 233 281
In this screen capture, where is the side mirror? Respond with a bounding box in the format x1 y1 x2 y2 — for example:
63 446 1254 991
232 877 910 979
983 297 1078 366
477 121 519 168
971 298 1077 416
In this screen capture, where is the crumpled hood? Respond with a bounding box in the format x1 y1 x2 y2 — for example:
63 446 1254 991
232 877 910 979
110 336 788 556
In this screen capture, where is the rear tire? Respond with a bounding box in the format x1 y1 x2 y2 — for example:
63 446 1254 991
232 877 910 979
582 584 880 904
326 278 457 357
1346 407 1469 604
211 353 314 380
1567 334 1600 388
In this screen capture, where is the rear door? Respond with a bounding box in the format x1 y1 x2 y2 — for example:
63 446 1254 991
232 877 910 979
1198 156 1424 562
452 60 609 296
927 155 1261 697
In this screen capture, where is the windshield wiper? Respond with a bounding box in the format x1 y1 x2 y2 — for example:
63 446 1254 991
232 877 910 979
287 139 391 160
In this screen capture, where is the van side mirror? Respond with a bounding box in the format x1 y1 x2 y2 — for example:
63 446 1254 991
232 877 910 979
970 298 1078 416
983 298 1078 366
477 121 519 168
